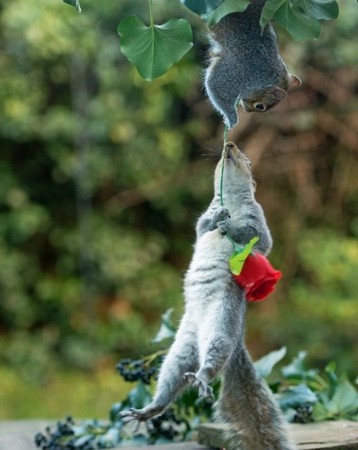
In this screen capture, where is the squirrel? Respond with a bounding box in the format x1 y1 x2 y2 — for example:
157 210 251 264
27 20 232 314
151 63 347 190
121 141 296 450
205 0 301 128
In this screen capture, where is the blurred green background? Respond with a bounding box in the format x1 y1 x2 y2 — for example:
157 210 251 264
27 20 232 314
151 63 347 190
0 0 357 420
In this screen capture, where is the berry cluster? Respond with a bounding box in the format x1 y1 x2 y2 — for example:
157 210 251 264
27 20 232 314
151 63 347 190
293 403 314 424
148 408 189 442
34 417 118 450
116 355 163 384
34 417 78 450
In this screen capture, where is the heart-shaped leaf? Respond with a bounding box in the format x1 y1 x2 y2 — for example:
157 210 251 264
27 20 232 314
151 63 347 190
294 0 339 21
274 1 321 40
205 0 251 26
181 0 225 15
117 17 193 81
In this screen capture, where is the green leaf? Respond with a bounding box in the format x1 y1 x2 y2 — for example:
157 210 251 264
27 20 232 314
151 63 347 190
274 1 321 40
151 308 176 343
205 0 250 26
109 402 123 423
279 383 317 410
330 375 358 416
312 400 330 421
63 0 82 13
260 0 287 29
294 0 339 21
117 17 193 81
180 0 225 15
254 347 287 378
325 361 338 395
229 236 259 275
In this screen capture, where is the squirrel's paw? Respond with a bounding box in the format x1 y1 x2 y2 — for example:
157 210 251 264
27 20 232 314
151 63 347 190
217 218 232 235
212 207 230 229
183 372 214 399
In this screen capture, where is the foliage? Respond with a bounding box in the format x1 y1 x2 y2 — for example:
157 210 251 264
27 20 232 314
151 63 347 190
63 0 341 80
34 314 358 448
117 17 193 80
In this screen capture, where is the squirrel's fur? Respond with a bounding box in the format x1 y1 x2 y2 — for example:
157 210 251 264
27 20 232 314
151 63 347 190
205 0 301 128
121 142 296 450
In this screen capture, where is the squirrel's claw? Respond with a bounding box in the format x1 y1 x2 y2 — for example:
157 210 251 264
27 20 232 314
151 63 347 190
183 372 214 400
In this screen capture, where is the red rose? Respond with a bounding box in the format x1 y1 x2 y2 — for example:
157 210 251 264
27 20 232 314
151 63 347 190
233 252 282 302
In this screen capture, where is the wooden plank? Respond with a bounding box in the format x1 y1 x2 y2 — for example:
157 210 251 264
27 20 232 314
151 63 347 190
119 444 212 450
198 421 358 450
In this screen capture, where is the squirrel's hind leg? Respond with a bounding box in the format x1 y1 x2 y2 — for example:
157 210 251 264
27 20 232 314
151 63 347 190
121 315 198 422
187 291 244 398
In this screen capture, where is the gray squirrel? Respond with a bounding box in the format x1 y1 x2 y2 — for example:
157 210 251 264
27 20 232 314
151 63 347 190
121 141 296 450
205 0 301 128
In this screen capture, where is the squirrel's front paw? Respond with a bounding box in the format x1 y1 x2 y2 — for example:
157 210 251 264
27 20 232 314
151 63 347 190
183 372 214 399
217 219 231 235
212 207 230 227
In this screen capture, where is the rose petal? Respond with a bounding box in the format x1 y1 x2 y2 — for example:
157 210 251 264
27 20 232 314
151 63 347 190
232 253 282 302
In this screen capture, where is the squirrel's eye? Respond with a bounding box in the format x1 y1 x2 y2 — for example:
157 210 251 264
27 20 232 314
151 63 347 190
253 102 266 111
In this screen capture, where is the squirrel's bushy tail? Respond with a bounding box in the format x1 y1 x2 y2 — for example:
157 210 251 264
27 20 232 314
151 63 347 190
215 345 296 450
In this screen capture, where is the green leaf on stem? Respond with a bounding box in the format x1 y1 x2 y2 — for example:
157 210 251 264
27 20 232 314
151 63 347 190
117 17 193 81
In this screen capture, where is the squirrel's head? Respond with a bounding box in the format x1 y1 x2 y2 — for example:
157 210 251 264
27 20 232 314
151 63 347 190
242 75 301 113
241 86 287 113
215 141 256 194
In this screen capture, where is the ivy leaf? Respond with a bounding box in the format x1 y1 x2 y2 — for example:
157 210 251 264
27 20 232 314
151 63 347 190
254 347 287 378
205 0 250 26
117 17 193 81
180 0 225 15
274 1 321 40
294 0 339 21
63 0 82 13
151 308 176 343
260 0 287 29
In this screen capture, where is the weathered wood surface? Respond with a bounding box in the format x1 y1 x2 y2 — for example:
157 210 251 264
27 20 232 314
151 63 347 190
198 421 358 450
1 419 358 450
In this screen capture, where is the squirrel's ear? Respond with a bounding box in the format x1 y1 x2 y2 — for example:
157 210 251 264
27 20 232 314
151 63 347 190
288 74 302 88
271 88 287 100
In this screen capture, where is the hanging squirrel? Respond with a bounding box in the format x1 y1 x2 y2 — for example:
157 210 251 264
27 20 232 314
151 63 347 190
121 142 296 450
205 0 301 128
